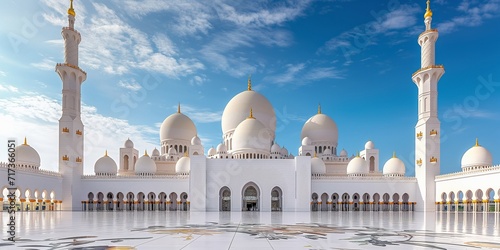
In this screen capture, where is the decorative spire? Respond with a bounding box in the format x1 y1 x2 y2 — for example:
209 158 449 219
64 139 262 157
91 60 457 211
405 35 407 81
247 74 252 91
318 103 322 114
248 108 254 119
68 0 76 17
177 102 181 113
144 150 148 156
475 138 479 147
184 151 188 157
23 137 28 145
424 0 432 19
393 151 397 158
105 150 108 156
314 151 317 158
356 151 360 157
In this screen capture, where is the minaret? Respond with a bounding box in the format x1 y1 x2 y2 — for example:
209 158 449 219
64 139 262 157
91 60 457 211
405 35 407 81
56 0 87 211
412 0 444 212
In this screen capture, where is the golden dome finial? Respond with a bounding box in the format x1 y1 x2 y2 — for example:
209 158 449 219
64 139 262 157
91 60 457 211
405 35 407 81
393 151 397 158
314 151 317 158
105 150 108 156
424 0 432 19
184 151 188 157
144 150 148 156
248 108 254 119
177 102 181 113
23 137 28 145
318 103 322 114
356 151 360 157
247 74 252 91
475 138 479 147
68 0 76 17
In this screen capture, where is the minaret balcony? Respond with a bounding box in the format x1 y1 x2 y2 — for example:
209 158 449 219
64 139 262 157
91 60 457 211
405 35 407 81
412 64 444 77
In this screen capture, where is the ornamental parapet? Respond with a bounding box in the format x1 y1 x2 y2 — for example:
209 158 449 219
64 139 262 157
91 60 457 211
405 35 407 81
81 174 189 179
0 162 61 177
435 165 500 180
412 65 444 77
419 29 438 38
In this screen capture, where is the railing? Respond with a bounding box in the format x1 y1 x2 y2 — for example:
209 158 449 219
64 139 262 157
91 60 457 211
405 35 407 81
312 174 417 181
412 65 444 77
56 62 87 75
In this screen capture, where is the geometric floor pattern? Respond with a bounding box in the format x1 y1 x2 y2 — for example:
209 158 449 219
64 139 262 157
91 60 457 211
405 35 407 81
2 211 500 249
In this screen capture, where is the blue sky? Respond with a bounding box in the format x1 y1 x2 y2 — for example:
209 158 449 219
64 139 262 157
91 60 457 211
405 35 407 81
0 0 499 175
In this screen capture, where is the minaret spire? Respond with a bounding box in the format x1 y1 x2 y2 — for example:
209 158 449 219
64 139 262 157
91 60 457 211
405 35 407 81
424 0 433 30
317 103 322 114
247 75 252 91
178 102 181 113
68 0 76 17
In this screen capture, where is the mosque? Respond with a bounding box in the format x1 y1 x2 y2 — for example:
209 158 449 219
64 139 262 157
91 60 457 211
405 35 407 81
1 1 499 213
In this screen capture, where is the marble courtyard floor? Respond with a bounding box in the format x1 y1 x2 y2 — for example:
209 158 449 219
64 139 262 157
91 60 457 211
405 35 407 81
1 211 500 249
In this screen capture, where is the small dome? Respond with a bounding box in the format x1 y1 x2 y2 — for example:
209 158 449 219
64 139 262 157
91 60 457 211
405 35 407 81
208 147 216 156
191 135 201 145
271 143 281 153
301 113 338 146
346 156 368 176
175 156 190 174
135 152 157 174
168 147 178 155
216 143 227 153
280 147 288 156
311 156 326 174
152 148 160 156
15 139 41 168
94 153 117 175
461 140 492 169
232 116 272 153
365 140 375 149
124 138 134 148
160 110 197 142
383 154 405 176
301 137 312 146
340 149 348 157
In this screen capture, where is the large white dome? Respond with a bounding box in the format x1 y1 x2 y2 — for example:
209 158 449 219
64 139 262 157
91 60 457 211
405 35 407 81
221 88 276 136
94 153 117 175
347 156 368 175
311 156 326 174
160 111 197 142
15 139 41 168
301 113 338 146
461 140 492 169
383 155 405 176
232 116 272 153
135 152 157 175
175 156 190 174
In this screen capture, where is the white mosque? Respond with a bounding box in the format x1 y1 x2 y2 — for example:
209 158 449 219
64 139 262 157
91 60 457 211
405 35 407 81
1 1 500 213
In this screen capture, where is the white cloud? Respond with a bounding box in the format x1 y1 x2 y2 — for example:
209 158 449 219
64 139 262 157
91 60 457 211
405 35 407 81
190 75 206 86
0 94 158 174
0 70 6 77
175 104 222 123
319 4 420 63
437 0 500 33
118 79 142 91
265 63 343 85
0 84 18 92
31 58 56 71
152 34 176 56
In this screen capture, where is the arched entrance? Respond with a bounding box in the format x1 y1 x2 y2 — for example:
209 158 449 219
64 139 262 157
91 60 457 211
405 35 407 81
148 192 156 211
88 192 94 211
169 192 178 211
116 192 124 211
158 192 167 211
96 192 104 211
180 192 189 211
271 187 282 211
219 187 231 211
242 182 260 211
320 193 329 211
311 193 319 211
106 192 114 211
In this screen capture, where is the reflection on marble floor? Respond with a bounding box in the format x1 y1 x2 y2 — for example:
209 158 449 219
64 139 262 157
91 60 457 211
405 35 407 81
1 211 500 249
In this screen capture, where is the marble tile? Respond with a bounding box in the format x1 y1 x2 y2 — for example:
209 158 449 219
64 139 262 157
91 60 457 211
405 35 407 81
1 211 500 249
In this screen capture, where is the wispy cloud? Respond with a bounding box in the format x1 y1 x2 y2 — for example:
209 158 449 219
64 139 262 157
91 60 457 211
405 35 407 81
437 0 500 33
0 94 157 174
0 83 19 92
0 70 6 77
265 63 343 85
175 104 222 123
319 4 420 64
31 58 56 71
118 79 142 91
